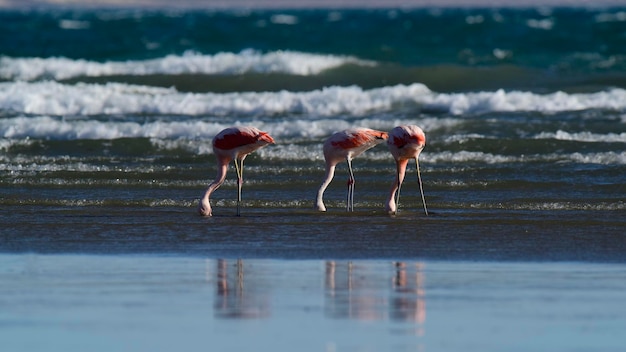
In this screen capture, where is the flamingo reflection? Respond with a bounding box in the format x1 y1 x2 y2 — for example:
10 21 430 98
212 259 269 319
325 261 426 331
325 261 384 320
392 262 426 336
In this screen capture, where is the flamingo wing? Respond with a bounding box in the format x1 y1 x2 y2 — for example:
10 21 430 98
213 127 275 151
330 128 387 150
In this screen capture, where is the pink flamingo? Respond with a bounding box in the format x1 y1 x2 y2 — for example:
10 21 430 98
386 125 428 216
316 128 388 212
199 126 274 217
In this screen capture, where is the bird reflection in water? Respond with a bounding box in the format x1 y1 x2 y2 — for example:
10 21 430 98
392 262 426 336
325 261 426 334
212 259 270 319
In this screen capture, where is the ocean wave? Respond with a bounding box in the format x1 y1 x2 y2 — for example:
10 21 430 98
2 81 626 118
151 140 626 165
0 114 456 141
0 115 223 140
0 197 197 208
424 151 626 165
0 50 375 81
535 130 626 143
2 137 624 166
0 81 431 116
568 151 626 164
468 201 625 211
427 89 626 115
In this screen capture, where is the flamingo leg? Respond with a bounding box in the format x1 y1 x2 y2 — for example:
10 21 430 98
346 158 355 212
234 157 244 216
415 158 429 216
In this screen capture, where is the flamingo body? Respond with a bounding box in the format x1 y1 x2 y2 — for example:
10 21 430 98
316 128 388 212
386 125 428 215
199 126 274 216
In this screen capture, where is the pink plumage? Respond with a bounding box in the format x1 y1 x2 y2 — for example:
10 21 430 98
199 126 274 217
316 128 388 212
386 125 428 215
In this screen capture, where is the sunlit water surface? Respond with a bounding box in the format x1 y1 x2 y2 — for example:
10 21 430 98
1 255 624 352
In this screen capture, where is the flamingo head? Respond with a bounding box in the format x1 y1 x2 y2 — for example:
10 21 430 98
198 198 212 217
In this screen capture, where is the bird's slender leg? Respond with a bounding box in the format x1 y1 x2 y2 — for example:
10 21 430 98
346 158 355 212
415 158 428 216
234 157 244 216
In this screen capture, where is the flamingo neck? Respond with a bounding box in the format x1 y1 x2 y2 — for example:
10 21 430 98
206 160 229 196
386 158 409 213
316 163 337 211
199 158 230 216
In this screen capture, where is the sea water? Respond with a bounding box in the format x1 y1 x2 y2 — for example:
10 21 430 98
1 3 625 351
1 255 625 352
1 7 625 218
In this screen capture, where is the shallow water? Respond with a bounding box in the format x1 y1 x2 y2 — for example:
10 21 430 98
1 5 626 351
1 255 625 352
2 203 625 262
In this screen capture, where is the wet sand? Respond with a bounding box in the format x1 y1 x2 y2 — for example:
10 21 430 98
3 202 624 351
1 254 624 352
3 203 625 262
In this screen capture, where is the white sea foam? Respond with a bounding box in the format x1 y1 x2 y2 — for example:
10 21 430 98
568 151 626 164
470 201 626 211
0 50 374 81
0 115 459 145
2 81 626 118
2 134 624 165
425 89 626 115
535 130 626 143
423 151 517 164
442 133 493 144
526 18 554 30
0 116 229 140
0 81 431 116
149 135 626 165
595 11 626 23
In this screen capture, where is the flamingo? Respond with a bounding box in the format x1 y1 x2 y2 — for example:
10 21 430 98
316 128 388 212
386 125 428 216
198 126 274 217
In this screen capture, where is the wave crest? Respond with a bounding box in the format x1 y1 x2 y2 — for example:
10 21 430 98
0 50 375 81
2 81 626 117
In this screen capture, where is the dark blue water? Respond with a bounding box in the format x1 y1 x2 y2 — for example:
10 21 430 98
2 8 625 70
